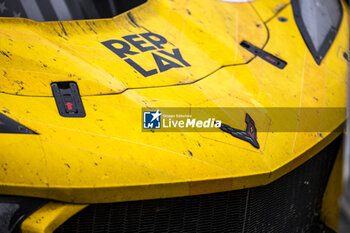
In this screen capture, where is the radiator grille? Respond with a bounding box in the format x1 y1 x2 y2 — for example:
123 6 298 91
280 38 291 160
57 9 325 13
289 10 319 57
55 138 340 233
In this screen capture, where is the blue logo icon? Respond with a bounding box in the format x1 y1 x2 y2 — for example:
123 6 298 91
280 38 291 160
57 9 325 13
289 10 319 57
143 110 161 129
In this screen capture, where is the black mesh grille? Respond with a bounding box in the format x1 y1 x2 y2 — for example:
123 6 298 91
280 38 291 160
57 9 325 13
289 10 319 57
55 137 340 233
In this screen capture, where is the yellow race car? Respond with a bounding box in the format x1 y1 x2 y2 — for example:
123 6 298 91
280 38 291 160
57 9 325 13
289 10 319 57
0 0 348 232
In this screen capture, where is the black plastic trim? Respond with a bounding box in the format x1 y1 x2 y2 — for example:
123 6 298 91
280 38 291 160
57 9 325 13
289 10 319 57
51 82 86 118
291 0 343 65
0 195 47 233
240 41 287 69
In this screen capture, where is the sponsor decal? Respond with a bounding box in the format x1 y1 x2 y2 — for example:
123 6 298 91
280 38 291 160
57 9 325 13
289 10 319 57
101 33 190 77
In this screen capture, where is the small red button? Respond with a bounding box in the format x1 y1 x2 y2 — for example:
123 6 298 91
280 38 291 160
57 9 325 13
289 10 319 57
65 102 73 111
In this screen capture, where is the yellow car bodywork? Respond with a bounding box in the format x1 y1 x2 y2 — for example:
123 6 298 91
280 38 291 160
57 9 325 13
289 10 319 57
0 0 348 232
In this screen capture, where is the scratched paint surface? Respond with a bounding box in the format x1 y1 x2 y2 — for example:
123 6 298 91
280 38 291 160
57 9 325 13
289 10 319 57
0 0 348 205
0 0 266 96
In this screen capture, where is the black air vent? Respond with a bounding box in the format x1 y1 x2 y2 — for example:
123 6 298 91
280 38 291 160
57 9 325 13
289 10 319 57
55 137 340 233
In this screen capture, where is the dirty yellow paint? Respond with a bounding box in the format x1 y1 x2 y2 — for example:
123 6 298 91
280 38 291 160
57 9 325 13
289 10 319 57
0 0 266 96
250 0 290 22
21 202 86 233
0 0 347 203
0 0 348 231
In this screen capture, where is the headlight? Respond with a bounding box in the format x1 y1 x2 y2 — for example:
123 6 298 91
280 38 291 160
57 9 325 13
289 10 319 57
292 0 343 64
0 113 37 134
0 196 46 233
